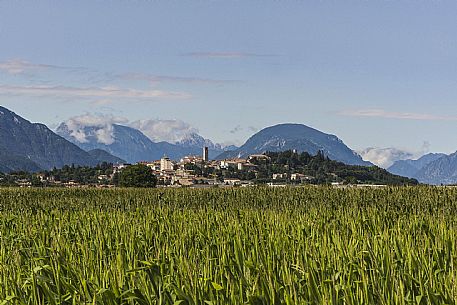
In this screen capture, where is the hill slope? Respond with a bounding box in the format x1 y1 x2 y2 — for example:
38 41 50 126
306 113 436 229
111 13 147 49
216 124 371 166
0 150 42 173
0 106 122 172
87 149 126 164
0 106 101 171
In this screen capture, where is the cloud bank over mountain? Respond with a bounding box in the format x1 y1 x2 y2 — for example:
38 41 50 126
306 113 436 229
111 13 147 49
129 119 198 143
359 147 415 168
359 142 432 168
61 114 129 145
58 114 207 145
56 113 232 163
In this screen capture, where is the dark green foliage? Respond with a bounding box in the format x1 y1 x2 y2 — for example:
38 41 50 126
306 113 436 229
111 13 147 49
118 164 157 188
0 172 17 186
47 162 114 184
249 150 418 185
184 163 203 175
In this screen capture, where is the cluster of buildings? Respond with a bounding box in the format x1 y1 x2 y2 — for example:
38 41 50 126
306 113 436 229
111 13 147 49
272 173 314 182
133 147 271 187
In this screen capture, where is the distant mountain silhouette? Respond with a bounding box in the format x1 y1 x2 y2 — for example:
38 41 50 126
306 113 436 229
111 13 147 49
56 122 232 163
414 152 457 185
387 153 446 179
0 106 123 172
216 123 371 166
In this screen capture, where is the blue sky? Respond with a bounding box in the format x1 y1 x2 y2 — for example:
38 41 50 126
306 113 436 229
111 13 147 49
1 1 457 165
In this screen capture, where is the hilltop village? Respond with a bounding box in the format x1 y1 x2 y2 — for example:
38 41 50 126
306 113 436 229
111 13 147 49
137 148 275 187
0 147 418 188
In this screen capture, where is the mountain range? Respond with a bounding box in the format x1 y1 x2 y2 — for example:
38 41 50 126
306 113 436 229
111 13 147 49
216 124 371 166
388 152 457 185
388 153 446 179
55 115 457 185
57 120 371 166
415 152 457 185
3 105 457 185
0 106 124 172
1 106 371 172
56 123 230 163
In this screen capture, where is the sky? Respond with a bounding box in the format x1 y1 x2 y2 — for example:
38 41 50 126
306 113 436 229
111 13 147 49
1 0 457 167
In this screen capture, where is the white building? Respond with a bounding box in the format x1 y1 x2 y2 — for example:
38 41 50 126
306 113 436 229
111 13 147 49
291 173 313 181
224 178 241 186
272 173 288 180
113 164 129 174
220 159 246 169
160 157 173 171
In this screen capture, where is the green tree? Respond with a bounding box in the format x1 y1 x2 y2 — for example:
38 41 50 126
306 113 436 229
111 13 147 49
118 164 157 188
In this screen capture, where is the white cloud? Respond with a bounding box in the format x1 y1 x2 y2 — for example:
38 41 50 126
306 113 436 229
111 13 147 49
359 140 433 168
119 73 238 85
0 84 190 100
63 114 128 145
0 59 56 74
230 125 243 134
359 147 415 168
229 125 258 134
129 119 198 143
338 109 457 121
183 52 275 58
0 59 84 75
0 59 240 88
220 140 242 148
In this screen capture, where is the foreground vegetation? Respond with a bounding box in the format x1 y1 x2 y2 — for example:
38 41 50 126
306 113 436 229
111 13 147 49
0 187 456 304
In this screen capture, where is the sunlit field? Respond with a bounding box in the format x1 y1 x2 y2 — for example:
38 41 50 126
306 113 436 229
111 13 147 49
0 187 456 304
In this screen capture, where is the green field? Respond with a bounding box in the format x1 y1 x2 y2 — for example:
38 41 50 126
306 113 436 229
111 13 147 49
0 187 456 304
